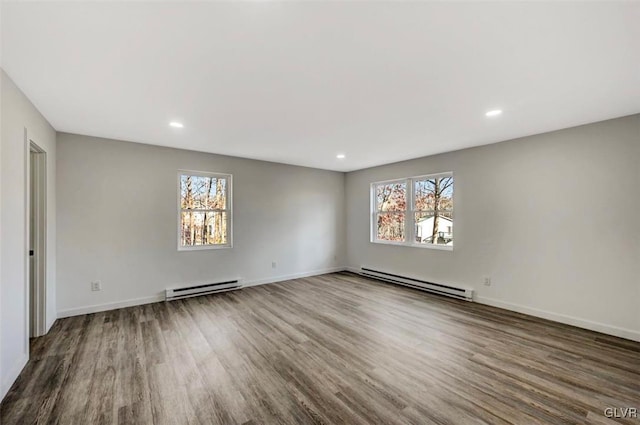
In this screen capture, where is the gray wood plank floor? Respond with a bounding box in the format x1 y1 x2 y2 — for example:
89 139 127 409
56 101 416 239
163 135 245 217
1 272 639 425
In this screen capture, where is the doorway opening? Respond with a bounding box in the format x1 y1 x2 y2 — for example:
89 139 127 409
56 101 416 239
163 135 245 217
28 139 47 339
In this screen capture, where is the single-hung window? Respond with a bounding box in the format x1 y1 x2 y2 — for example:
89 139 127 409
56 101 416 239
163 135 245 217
372 180 407 243
178 171 232 250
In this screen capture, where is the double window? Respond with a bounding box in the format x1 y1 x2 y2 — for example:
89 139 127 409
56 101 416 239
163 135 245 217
178 171 232 250
371 172 454 249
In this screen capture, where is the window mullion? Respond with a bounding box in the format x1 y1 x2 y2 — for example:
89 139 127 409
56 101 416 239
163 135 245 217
406 178 412 245
180 208 227 212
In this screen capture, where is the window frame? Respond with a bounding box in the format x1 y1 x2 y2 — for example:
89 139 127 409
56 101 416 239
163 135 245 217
177 170 233 251
370 172 454 251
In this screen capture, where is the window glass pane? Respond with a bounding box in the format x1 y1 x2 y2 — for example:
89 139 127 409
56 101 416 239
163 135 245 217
180 211 228 246
414 211 453 246
214 178 227 210
414 176 453 212
180 175 227 210
375 182 406 212
205 211 228 245
376 212 405 242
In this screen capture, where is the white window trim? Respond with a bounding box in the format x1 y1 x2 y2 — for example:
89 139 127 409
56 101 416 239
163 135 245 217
370 172 454 251
177 170 233 251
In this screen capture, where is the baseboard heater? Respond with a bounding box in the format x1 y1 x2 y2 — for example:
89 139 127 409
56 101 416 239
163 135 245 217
165 279 241 301
359 267 473 301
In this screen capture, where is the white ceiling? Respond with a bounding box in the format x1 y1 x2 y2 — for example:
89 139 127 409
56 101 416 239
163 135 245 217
2 2 639 172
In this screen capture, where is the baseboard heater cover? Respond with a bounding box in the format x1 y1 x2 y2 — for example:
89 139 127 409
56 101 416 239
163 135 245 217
165 279 241 301
359 267 473 301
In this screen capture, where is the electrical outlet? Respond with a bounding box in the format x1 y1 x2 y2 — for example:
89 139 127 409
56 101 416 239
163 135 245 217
91 280 102 291
483 276 491 286
271 261 277 269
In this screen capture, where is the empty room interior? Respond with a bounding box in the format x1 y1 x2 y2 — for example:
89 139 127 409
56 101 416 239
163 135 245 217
1 1 639 424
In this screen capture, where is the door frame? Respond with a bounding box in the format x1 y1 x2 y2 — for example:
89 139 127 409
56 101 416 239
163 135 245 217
26 130 47 338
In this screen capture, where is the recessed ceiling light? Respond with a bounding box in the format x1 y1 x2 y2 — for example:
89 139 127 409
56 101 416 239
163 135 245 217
336 154 346 159
169 121 184 128
485 109 503 117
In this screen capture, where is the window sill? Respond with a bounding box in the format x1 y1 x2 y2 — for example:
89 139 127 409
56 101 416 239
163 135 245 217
410 243 453 251
371 240 453 251
178 244 233 251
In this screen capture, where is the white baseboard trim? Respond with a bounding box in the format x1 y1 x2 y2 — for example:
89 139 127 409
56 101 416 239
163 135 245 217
46 315 56 333
57 267 347 319
348 267 639 342
57 268 636 342
476 296 640 342
57 294 164 319
1 353 29 402
242 266 347 288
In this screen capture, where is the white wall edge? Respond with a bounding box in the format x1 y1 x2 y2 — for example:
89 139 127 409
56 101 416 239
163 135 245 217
1 353 29 401
57 267 347 319
475 296 640 342
57 294 164 318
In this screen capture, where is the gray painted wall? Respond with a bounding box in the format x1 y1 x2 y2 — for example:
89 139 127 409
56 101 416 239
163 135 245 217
346 114 640 340
56 133 345 315
1 69 57 399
